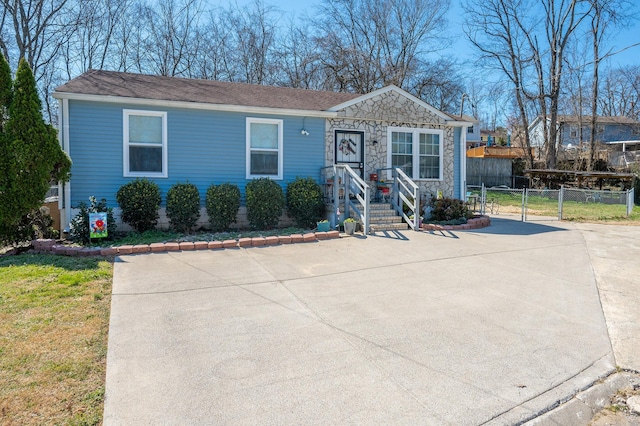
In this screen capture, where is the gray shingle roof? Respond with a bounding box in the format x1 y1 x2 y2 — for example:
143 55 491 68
557 115 639 125
55 70 361 111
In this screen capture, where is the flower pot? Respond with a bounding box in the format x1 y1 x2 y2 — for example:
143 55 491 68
317 221 330 232
344 221 356 235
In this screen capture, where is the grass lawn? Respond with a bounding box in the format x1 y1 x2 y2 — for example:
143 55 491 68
0 254 112 425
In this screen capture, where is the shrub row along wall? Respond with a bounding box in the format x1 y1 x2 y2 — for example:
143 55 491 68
99 177 324 233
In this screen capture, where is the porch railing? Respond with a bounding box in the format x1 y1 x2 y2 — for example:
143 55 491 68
392 168 420 230
320 164 371 235
376 167 420 230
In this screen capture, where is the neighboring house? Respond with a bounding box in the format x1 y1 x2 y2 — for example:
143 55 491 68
52 70 471 231
480 129 508 146
528 115 640 148
456 114 482 149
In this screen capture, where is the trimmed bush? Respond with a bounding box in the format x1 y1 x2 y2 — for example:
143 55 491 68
166 182 200 233
206 183 241 231
116 178 161 232
245 178 285 230
286 177 325 228
70 196 116 245
430 196 473 222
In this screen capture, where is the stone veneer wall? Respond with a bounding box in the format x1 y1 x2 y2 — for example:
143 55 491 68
325 90 456 199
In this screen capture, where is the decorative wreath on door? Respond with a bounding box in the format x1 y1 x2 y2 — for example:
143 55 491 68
338 138 357 155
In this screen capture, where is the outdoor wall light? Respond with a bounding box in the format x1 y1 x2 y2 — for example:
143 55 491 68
301 129 309 136
371 140 378 145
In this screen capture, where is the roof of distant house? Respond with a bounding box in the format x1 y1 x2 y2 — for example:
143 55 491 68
444 113 477 122
54 70 361 111
553 115 638 125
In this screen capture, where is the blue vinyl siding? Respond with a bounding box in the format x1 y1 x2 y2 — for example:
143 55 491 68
560 122 638 146
67 100 325 207
453 127 461 199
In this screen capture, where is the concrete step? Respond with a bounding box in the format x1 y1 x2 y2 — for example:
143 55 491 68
369 202 394 210
369 216 404 224
351 204 395 215
354 203 393 211
363 210 397 217
369 222 410 232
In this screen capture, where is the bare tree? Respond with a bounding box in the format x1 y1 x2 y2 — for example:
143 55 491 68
0 0 71 74
599 66 640 119
465 0 594 169
586 0 630 169
463 0 536 168
221 0 280 84
136 0 205 77
315 0 450 94
275 22 324 89
61 0 133 78
409 58 465 112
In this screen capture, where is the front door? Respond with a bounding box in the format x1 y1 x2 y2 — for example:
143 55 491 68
334 130 364 178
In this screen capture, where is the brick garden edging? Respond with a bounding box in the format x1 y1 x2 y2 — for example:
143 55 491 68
30 217 490 258
421 215 491 232
30 230 341 257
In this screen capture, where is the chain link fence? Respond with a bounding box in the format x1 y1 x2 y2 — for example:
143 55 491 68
467 184 635 221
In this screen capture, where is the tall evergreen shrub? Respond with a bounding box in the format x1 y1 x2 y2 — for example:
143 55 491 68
0 57 71 245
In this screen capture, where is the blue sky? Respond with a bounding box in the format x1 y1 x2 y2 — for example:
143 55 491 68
225 0 640 70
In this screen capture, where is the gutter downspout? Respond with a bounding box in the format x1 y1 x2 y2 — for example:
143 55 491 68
62 98 71 233
460 125 467 200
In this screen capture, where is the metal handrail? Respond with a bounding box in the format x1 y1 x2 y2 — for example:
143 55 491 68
333 164 370 235
394 168 420 230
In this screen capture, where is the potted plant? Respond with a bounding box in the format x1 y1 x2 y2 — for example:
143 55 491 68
316 219 330 232
343 217 357 235
409 214 423 227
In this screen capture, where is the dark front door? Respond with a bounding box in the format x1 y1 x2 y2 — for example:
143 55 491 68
334 130 364 178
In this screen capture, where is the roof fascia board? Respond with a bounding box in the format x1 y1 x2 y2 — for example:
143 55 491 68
51 92 338 118
446 120 474 126
328 85 453 122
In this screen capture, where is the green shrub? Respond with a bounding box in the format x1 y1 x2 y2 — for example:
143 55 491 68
0 207 59 246
206 183 241 231
166 182 201 233
116 178 161 232
430 196 473 222
286 177 325 228
70 196 116 245
245 178 285 230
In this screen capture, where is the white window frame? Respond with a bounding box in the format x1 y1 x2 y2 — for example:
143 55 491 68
569 126 578 138
123 109 168 178
387 127 444 181
246 117 283 180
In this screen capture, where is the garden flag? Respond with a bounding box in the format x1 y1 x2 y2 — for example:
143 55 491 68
89 212 108 239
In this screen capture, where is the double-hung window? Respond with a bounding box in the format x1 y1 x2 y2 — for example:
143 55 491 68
123 110 167 177
389 127 443 180
246 117 283 179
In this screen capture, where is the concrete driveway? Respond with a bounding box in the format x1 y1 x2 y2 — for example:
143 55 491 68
104 216 637 425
